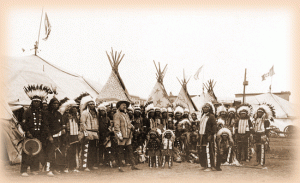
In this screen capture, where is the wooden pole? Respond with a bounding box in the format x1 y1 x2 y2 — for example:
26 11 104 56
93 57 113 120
270 75 273 93
242 68 248 104
35 7 44 56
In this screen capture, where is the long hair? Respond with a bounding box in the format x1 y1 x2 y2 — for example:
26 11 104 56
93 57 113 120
48 97 60 112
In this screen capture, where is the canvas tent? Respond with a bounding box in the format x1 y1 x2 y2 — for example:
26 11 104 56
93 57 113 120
5 55 100 103
97 49 132 103
173 70 198 112
0 98 24 164
237 92 296 119
147 61 171 108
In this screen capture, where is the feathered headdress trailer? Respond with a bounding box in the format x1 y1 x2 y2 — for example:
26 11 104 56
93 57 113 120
200 102 215 115
23 84 53 102
216 104 227 116
253 103 276 120
58 97 78 115
80 95 94 113
74 92 90 105
236 103 253 117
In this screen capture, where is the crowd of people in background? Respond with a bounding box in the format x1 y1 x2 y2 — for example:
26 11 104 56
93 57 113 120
18 85 273 177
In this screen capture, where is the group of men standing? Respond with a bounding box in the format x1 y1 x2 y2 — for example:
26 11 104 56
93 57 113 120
19 84 272 177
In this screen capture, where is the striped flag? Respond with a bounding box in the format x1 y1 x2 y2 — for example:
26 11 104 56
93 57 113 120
194 65 203 80
262 65 275 81
43 13 51 40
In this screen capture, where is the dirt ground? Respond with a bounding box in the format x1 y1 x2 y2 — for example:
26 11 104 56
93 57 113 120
2 137 299 183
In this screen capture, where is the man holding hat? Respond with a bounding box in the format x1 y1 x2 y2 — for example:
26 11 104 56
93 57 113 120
114 100 141 172
21 85 52 177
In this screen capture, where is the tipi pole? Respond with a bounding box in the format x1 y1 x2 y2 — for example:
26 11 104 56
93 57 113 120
35 7 44 56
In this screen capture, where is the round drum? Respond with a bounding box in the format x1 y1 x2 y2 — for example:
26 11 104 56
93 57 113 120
23 138 42 156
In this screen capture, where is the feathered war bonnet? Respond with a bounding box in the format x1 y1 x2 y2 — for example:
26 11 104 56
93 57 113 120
201 102 215 115
145 101 154 113
23 84 53 102
58 97 78 115
162 129 175 141
174 104 184 114
148 129 159 137
236 104 252 117
97 103 107 112
216 104 227 116
80 95 95 113
74 92 91 113
228 107 236 114
253 103 276 120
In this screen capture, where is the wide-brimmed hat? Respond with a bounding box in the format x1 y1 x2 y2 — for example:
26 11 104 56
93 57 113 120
116 100 130 109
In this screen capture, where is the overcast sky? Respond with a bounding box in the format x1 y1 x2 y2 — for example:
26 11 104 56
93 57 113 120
7 7 293 101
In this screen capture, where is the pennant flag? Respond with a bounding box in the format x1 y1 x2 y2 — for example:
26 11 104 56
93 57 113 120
43 13 51 40
262 65 275 81
147 82 171 108
194 65 203 80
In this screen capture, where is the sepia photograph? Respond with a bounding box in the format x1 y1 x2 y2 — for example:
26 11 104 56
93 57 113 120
0 1 299 183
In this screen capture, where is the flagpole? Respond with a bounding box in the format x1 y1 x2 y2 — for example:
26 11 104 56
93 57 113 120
270 75 273 93
35 7 44 56
202 65 204 94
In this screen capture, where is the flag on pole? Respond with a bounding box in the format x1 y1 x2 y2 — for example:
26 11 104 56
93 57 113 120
262 65 275 81
43 13 51 40
194 65 203 80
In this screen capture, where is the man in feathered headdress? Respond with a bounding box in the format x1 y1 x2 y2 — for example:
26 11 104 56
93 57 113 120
45 94 68 176
216 104 227 130
131 105 145 163
198 102 217 171
20 85 52 177
80 95 99 171
176 106 191 160
252 104 274 167
59 98 80 173
235 104 254 163
114 100 141 172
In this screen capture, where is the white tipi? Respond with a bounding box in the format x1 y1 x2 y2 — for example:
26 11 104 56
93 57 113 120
173 69 198 112
97 48 132 102
147 61 171 108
